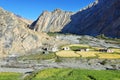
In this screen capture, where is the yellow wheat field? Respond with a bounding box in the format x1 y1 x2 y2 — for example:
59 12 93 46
56 51 80 57
98 53 120 59
76 51 98 57
112 49 120 53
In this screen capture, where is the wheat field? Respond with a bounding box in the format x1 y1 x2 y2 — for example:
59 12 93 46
56 50 120 59
98 53 120 59
57 44 120 59
56 51 80 57
76 51 98 57
112 49 120 53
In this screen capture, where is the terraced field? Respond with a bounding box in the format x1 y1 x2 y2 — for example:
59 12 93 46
0 72 21 80
76 51 98 58
98 53 120 59
24 68 120 80
56 51 80 57
56 44 120 59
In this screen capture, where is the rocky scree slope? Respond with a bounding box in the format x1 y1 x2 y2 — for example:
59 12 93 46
0 8 50 57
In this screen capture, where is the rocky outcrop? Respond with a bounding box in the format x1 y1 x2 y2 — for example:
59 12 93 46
15 14 33 25
0 8 50 57
30 9 73 32
62 0 120 38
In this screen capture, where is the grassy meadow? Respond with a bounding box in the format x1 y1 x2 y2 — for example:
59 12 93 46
0 72 21 80
18 53 56 61
24 68 120 80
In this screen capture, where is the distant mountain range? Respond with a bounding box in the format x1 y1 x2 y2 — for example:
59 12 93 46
30 0 120 38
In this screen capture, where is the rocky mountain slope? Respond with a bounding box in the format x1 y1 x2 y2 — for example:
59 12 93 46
31 0 120 38
62 0 120 38
30 9 73 32
15 14 33 25
0 8 51 57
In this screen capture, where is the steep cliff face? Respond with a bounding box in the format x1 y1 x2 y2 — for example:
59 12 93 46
0 8 49 57
62 0 120 38
30 9 73 32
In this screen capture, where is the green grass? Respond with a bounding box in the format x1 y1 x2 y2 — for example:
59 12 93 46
0 72 21 80
25 68 120 80
47 32 60 36
19 53 56 61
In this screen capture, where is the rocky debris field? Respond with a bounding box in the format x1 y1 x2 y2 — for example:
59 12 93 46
0 58 120 74
56 35 120 48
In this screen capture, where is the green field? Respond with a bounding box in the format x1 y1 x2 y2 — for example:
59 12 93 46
24 68 120 80
0 72 21 80
19 53 56 61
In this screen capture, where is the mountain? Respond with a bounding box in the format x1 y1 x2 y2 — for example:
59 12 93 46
0 7 50 57
30 9 73 32
31 0 120 38
15 14 33 25
62 0 120 38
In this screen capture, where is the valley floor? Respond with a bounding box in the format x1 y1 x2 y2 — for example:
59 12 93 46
0 35 120 80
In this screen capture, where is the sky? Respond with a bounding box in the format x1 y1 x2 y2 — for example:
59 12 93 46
0 0 95 20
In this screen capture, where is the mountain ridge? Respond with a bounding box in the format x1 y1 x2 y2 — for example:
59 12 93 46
30 0 120 38
62 0 120 38
30 9 73 32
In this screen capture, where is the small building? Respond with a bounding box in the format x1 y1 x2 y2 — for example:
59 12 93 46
52 47 59 52
84 48 89 52
62 47 70 51
106 49 114 53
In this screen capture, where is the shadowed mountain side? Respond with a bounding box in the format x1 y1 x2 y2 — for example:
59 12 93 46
61 0 120 38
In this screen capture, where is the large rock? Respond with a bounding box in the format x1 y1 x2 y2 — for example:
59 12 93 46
62 0 120 38
30 9 73 32
0 8 50 57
